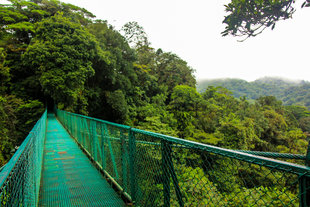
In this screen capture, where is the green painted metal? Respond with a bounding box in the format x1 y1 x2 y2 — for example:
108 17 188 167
0 110 47 206
55 108 310 206
120 129 128 194
2 106 309 206
132 128 310 174
39 113 125 206
299 174 310 207
91 120 97 162
161 140 184 206
0 165 5 173
129 128 137 203
237 150 307 160
56 109 133 202
306 141 310 166
162 140 171 207
165 141 184 207
100 125 106 169
105 124 119 180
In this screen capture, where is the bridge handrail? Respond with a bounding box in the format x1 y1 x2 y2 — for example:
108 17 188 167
131 128 310 175
235 150 307 160
56 108 310 206
95 135 308 160
56 109 309 165
0 110 47 206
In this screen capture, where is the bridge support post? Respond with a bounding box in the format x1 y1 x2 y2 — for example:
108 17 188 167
300 140 310 207
100 124 106 169
120 129 128 190
305 140 310 167
161 140 184 207
299 174 310 207
162 140 171 207
129 129 137 203
91 120 97 161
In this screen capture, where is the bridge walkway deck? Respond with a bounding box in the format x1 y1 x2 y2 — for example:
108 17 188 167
38 113 125 207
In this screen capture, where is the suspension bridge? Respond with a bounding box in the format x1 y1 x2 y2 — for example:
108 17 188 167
1 109 310 206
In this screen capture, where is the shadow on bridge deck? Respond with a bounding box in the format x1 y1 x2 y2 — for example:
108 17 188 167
39 113 126 206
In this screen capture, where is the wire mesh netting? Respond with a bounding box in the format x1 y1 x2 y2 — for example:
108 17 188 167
0 110 47 206
56 109 310 207
56 109 132 199
132 129 310 206
38 114 126 207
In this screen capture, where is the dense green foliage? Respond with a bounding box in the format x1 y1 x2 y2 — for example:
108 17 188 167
198 77 310 109
0 0 308 166
0 0 196 164
1 0 309 204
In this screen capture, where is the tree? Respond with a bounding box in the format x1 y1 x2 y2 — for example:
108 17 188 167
299 116 310 135
256 96 283 112
121 21 150 48
0 48 10 94
23 14 109 113
222 0 309 40
86 20 139 122
169 85 202 138
155 52 196 94
0 96 15 165
280 128 307 154
217 114 260 150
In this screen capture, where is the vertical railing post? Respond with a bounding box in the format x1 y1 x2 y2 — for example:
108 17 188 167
80 117 84 146
73 115 77 138
305 141 310 167
162 140 171 207
77 116 81 143
69 113 72 133
120 129 128 189
84 119 90 152
101 124 106 169
161 140 184 207
92 120 97 161
299 174 310 207
129 128 137 203
300 140 310 207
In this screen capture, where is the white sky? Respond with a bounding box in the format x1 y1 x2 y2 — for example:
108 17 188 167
3 0 310 81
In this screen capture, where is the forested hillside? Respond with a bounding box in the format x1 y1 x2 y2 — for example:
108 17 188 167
197 77 310 109
1 0 309 171
0 0 196 165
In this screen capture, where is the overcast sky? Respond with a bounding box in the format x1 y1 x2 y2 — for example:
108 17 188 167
4 0 310 81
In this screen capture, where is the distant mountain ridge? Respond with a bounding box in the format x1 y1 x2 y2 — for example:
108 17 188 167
197 77 310 109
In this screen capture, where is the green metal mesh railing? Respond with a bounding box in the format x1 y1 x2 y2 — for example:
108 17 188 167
56 109 132 201
0 110 47 207
56 109 310 207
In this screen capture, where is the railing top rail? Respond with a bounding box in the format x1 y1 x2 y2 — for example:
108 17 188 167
0 110 47 187
56 108 310 206
58 109 131 130
57 109 310 176
132 129 310 176
103 135 307 160
0 135 30 186
0 165 5 172
236 150 306 160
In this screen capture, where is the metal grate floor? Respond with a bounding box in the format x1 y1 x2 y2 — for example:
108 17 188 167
38 114 126 207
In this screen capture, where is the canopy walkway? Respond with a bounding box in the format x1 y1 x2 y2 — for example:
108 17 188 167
39 114 125 206
1 109 310 206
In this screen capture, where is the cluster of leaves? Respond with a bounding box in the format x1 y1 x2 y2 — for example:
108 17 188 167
222 0 309 40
